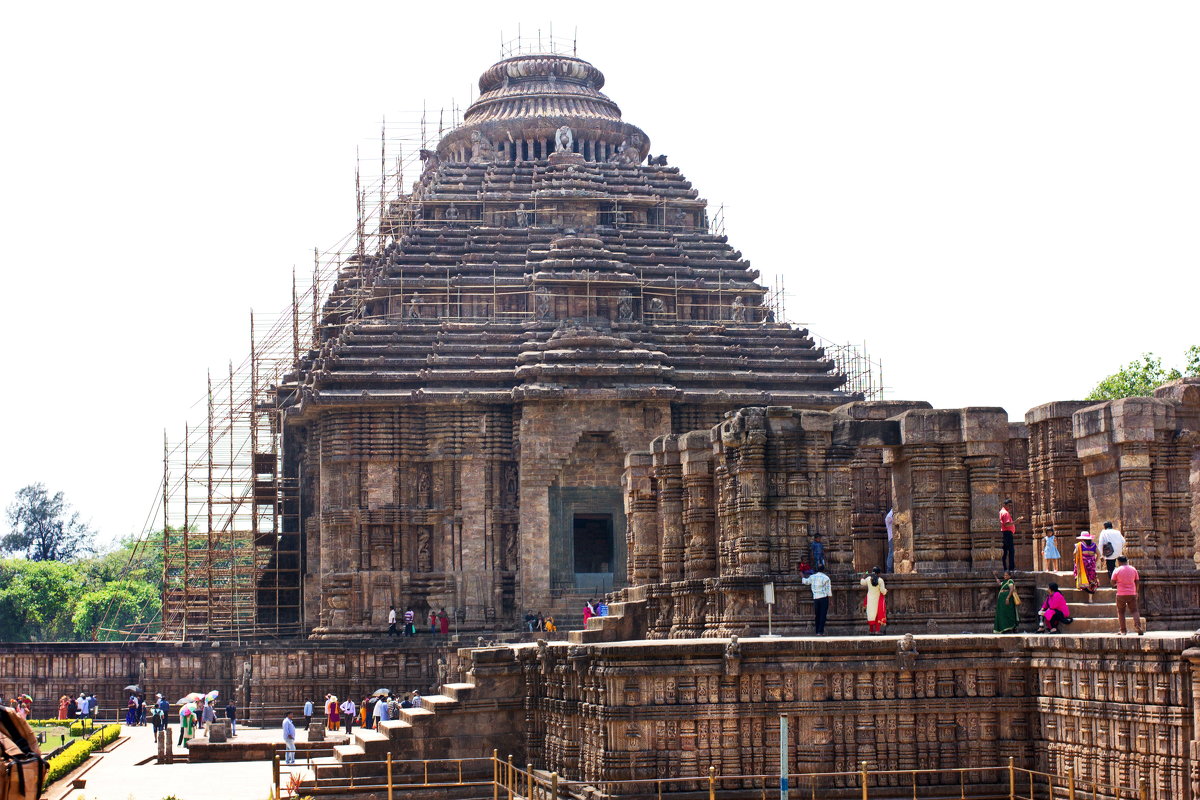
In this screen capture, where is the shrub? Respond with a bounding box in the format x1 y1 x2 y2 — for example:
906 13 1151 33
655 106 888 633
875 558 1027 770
43 723 119 789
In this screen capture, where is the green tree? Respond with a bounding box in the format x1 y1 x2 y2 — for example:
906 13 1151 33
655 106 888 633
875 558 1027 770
72 579 161 641
79 533 165 591
3 483 94 561
0 559 85 641
1086 347 1199 401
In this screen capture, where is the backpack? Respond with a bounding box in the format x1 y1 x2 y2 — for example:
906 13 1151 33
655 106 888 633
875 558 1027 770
0 706 45 800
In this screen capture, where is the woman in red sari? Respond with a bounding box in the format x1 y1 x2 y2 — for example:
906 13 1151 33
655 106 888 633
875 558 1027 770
859 567 888 634
1073 531 1098 600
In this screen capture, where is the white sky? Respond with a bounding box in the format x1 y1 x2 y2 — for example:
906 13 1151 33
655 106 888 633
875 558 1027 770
1 1 1197 547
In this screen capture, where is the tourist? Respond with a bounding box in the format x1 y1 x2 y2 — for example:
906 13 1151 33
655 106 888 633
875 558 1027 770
1042 532 1061 570
138 694 147 726
1073 531 1098 599
537 612 545 631
404 608 416 636
1098 522 1125 583
360 697 370 728
544 616 557 633
372 694 388 730
999 499 1017 573
430 610 439 634
810 532 825 571
859 567 888 635
327 694 340 731
282 712 297 765
387 606 398 637
68 694 78 719
89 694 98 720
400 693 413 710
156 694 170 718
76 693 87 719
885 508 895 573
582 600 595 627
1037 583 1071 633
802 565 832 635
992 571 1020 633
1111 556 1143 635
201 700 216 732
340 697 355 735
438 609 450 636
150 702 164 740
303 698 313 728
524 612 537 632
226 699 237 737
411 691 422 709
178 707 195 746
57 695 69 720
597 600 609 617
125 695 137 726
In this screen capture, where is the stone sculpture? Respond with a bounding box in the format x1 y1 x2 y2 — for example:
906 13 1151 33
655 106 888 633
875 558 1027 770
555 125 574 153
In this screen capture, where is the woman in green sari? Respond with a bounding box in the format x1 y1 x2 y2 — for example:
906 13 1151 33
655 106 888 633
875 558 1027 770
993 571 1020 633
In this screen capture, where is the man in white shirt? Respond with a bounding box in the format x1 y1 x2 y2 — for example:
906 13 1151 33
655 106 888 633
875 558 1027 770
1098 522 1125 583
802 566 833 635
387 606 398 637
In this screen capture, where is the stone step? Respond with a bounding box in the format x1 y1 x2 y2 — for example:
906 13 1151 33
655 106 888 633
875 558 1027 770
334 744 365 763
399 706 435 724
419 694 458 712
441 683 475 703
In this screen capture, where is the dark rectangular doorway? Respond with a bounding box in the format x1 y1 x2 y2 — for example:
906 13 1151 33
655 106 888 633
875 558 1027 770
573 514 614 574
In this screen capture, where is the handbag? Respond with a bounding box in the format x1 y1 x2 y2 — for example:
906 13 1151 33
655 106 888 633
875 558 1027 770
1102 542 1114 558
1011 590 1021 605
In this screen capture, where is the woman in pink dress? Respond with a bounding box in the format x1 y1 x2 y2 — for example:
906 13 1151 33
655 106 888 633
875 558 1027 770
582 600 595 627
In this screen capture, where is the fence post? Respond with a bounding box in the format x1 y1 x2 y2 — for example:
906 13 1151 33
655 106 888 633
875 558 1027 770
1139 777 1148 800
1067 766 1076 800
552 772 559 800
387 752 394 800
494 750 500 800
459 758 464 785
860 761 869 800
508 754 515 800
1008 757 1014 800
272 754 280 800
529 762 534 800
709 766 716 800
424 759 430 786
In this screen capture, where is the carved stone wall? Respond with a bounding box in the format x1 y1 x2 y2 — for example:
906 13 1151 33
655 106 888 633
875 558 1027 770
507 634 1197 800
1026 401 1093 570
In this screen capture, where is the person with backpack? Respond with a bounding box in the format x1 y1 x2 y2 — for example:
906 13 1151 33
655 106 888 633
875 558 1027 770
1 705 47 800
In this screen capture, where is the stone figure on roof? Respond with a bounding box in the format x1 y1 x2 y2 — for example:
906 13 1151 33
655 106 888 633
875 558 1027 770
647 297 666 315
515 203 529 227
469 131 495 163
419 148 439 177
731 296 746 323
555 125 574 153
406 294 422 320
617 289 634 322
612 207 626 227
536 286 552 320
445 203 459 221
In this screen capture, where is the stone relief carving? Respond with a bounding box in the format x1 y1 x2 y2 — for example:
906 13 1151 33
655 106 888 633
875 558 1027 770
555 125 574 153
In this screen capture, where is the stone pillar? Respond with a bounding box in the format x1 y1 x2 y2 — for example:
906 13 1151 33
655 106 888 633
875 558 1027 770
680 431 717 579
652 436 685 582
963 407 1009 572
622 451 660 586
1074 397 1178 565
722 409 769 576
1025 402 1093 570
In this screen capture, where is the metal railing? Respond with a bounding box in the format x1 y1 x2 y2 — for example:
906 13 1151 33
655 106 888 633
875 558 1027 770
272 753 1151 800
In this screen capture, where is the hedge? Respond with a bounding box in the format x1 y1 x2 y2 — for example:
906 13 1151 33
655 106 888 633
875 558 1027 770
42 723 120 789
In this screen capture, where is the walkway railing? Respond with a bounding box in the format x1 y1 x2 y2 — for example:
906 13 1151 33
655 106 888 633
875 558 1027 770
272 752 1151 800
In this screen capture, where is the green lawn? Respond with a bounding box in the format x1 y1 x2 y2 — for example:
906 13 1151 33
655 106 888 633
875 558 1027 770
30 725 70 753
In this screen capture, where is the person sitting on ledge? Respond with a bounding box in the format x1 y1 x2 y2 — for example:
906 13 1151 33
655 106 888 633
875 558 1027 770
1037 582 1072 633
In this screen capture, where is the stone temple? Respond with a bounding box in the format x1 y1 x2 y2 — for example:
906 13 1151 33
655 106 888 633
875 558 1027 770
280 51 855 636
7 48 1200 800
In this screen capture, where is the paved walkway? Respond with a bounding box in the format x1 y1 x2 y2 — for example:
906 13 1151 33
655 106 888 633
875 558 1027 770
52 724 273 800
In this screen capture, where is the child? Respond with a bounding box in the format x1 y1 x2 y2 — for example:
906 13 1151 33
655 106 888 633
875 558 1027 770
1042 533 1061 570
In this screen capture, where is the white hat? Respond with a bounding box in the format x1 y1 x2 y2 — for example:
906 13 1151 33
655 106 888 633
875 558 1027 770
1077 531 1093 540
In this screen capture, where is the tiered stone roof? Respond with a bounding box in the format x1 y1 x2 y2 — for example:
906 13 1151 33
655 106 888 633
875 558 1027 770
287 53 853 418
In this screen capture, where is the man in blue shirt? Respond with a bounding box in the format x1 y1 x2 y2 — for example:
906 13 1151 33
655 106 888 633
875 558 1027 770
810 533 825 572
303 699 313 728
282 712 297 764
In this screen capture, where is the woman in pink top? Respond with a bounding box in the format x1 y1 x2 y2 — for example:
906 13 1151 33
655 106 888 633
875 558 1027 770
1037 582 1071 633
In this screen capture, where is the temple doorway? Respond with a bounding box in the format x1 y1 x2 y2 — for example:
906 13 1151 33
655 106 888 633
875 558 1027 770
573 513 614 575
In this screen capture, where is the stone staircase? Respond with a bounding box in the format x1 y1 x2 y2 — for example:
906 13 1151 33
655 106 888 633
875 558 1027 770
1032 572 1123 634
283 667 529 797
